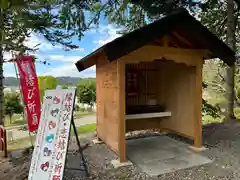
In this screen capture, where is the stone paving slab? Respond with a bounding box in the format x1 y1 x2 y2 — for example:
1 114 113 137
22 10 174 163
126 136 212 176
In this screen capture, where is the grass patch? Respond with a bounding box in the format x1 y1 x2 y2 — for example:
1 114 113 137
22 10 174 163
8 136 35 151
71 123 96 136
8 123 96 150
4 114 26 127
74 111 95 119
4 111 96 128
202 115 224 125
77 123 96 134
234 107 240 119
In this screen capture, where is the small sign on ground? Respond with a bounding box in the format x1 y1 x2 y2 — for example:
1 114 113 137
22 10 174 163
28 89 75 180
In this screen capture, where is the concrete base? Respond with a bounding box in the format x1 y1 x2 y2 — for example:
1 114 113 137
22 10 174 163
111 159 133 169
127 136 212 176
92 138 103 144
189 145 208 152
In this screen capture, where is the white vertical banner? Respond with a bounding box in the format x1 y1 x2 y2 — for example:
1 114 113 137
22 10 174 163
28 89 76 180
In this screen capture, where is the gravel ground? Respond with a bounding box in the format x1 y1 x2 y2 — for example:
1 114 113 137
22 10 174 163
2 122 240 180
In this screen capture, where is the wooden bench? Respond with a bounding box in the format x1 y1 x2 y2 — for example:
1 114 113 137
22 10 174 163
126 112 171 120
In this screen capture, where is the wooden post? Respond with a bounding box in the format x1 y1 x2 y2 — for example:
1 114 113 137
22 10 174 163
194 62 203 148
162 35 169 47
117 60 126 162
0 125 7 157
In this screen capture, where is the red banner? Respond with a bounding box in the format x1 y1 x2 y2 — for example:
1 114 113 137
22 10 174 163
16 56 41 132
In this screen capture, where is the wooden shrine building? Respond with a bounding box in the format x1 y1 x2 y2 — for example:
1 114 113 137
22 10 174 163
75 9 235 162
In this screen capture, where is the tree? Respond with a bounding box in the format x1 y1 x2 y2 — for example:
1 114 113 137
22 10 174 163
76 79 96 108
200 0 240 121
225 0 236 121
61 84 69 89
96 0 204 34
38 76 57 102
75 104 80 111
4 92 23 124
0 0 102 125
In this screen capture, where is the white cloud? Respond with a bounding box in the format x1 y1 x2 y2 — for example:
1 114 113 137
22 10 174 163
45 64 96 77
3 52 14 61
24 34 85 52
72 47 85 52
92 24 122 47
47 55 83 63
24 34 51 50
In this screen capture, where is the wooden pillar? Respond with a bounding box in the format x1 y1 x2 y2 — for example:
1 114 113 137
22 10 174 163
194 62 203 148
95 57 100 140
162 35 169 47
117 60 126 162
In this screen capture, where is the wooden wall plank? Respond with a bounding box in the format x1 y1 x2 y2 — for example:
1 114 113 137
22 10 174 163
158 61 196 137
125 61 160 107
117 60 126 162
194 62 203 148
123 59 203 143
119 45 206 66
96 58 120 154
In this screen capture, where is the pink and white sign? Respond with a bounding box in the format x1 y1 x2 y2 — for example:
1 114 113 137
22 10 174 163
28 89 76 180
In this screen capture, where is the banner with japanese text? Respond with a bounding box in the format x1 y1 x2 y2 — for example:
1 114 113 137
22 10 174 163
28 89 76 180
16 56 41 132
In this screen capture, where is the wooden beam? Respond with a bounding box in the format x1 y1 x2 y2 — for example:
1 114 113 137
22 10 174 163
162 35 169 47
118 45 206 66
194 62 203 148
168 37 180 48
172 32 193 47
117 60 126 162
80 51 105 71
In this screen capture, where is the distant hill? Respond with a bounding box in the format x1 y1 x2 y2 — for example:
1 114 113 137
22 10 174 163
56 77 80 85
4 77 19 86
4 76 95 86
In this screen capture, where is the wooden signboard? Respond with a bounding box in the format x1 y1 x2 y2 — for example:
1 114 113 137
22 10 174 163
28 89 88 180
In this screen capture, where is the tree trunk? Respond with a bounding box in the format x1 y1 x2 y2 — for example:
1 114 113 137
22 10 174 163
225 0 236 121
0 9 4 126
9 114 12 124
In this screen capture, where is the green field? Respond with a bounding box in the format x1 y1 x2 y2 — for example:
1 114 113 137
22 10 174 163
4 114 26 127
74 111 96 119
8 123 96 150
4 111 95 128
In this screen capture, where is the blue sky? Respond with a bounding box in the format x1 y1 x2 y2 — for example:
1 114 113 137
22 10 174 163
3 14 121 78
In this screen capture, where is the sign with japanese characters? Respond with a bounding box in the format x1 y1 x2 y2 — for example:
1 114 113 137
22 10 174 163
28 89 76 180
16 56 41 132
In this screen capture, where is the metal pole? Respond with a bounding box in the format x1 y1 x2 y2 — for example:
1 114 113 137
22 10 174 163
13 57 34 148
71 117 89 177
0 8 4 126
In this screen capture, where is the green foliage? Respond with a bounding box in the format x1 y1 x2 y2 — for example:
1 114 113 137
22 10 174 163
202 99 220 118
0 0 101 125
4 93 23 123
76 79 96 107
202 81 221 118
38 76 57 102
94 0 205 34
77 123 96 135
75 104 80 111
1 0 103 55
61 84 69 89
199 1 227 41
202 115 223 125
131 0 203 15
